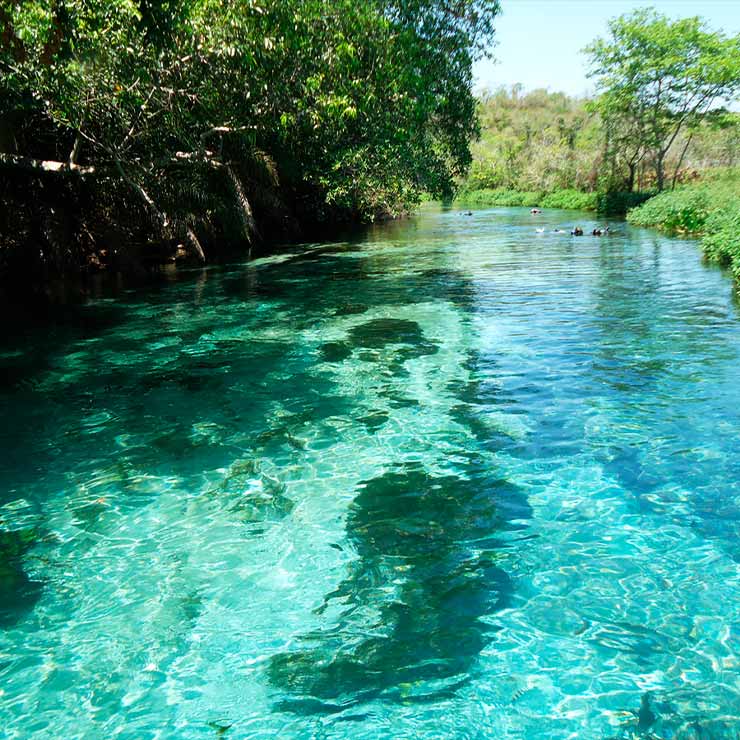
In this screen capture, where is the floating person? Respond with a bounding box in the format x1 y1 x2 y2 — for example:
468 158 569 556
552 229 566 234
530 208 542 214
463 211 473 216
571 226 583 236
592 227 603 236
535 227 545 234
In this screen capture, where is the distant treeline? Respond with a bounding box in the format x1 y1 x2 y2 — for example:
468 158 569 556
460 10 740 212
460 85 739 206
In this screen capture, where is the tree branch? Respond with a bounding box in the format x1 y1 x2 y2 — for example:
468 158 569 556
0 152 95 175
113 159 205 263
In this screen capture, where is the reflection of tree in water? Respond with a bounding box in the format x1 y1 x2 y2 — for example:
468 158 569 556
269 461 529 712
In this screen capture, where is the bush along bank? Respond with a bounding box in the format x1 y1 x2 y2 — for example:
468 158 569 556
596 191 654 216
454 187 655 215
455 188 598 210
627 177 740 279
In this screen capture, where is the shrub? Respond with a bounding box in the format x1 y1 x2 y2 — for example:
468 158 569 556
627 187 712 232
465 160 506 191
596 191 654 216
627 175 740 279
541 189 598 210
457 188 596 210
702 210 740 279
457 188 544 207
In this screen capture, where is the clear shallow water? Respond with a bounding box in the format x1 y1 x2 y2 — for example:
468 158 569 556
2 207 740 739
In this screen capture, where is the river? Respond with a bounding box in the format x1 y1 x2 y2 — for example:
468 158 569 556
2 206 740 739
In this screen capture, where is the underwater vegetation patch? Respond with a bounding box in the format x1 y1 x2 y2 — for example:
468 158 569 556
347 319 432 350
268 462 529 711
209 458 294 524
0 527 43 627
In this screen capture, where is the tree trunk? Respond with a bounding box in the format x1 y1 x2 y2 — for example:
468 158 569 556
655 154 665 192
627 162 636 192
69 133 82 168
671 133 694 190
182 226 206 263
224 164 259 251
114 160 205 263
0 152 94 175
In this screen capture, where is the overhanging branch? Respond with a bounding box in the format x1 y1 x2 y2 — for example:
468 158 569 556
0 152 95 175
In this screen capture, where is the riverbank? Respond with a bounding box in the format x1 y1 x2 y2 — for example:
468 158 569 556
454 187 654 216
455 187 597 211
627 171 740 280
1 1 498 305
0 158 348 308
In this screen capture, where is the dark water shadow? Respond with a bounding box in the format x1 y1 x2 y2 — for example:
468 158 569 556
262 246 530 712
268 459 529 712
0 528 43 627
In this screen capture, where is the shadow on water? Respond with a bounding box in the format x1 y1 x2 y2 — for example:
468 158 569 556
0 528 43 628
268 459 530 713
262 236 533 713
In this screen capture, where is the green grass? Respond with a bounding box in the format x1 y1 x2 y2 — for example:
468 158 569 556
540 189 598 211
627 172 740 279
455 187 597 210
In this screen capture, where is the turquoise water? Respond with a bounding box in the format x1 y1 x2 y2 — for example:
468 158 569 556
2 207 740 739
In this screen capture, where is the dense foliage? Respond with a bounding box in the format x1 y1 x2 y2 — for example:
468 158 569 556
463 87 601 194
458 10 739 211
457 187 597 211
585 9 740 192
627 171 740 279
0 0 499 278
457 86 740 212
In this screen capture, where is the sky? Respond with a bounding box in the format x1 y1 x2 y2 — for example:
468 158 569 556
473 0 740 98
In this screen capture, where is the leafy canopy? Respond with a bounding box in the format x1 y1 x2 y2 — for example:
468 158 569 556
1 0 501 221
584 8 740 190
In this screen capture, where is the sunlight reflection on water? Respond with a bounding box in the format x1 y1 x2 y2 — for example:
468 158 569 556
1 206 740 739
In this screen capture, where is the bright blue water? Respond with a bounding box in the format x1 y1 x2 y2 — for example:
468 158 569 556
2 207 740 739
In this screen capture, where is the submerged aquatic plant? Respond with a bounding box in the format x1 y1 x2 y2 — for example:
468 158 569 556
268 462 529 710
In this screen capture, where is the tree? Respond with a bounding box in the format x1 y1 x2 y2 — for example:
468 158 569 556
589 90 649 192
585 9 740 191
1 0 500 272
468 86 599 193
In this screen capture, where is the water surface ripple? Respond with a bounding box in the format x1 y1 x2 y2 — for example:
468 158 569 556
2 207 740 739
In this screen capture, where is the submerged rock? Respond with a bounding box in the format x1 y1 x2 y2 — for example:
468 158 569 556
319 341 352 363
333 303 369 317
347 318 430 349
356 409 389 432
212 459 294 523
